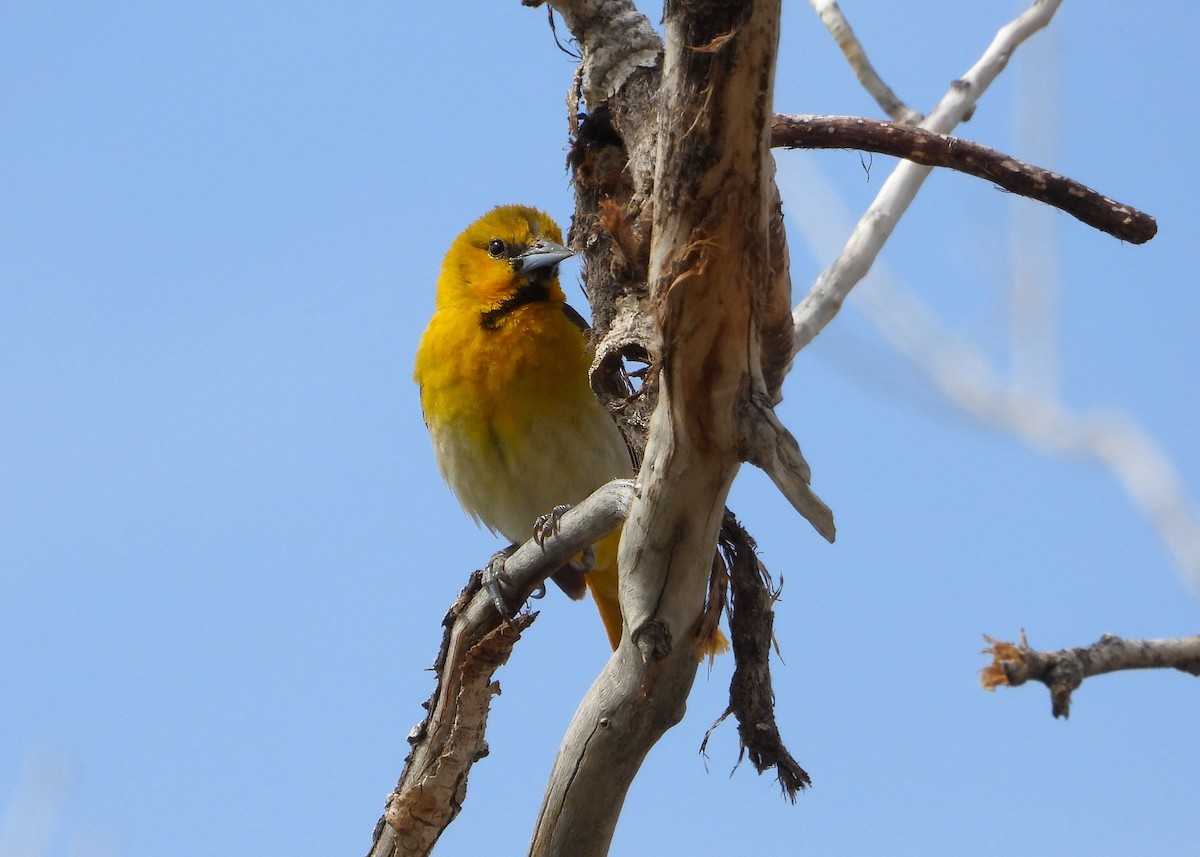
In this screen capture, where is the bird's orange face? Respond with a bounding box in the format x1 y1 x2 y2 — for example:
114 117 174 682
435 205 571 326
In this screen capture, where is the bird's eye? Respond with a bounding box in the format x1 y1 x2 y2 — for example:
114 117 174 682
486 238 506 259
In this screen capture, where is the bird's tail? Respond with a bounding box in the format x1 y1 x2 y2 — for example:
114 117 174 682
586 530 728 659
585 531 625 651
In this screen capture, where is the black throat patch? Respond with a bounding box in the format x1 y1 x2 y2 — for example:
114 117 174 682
480 278 551 330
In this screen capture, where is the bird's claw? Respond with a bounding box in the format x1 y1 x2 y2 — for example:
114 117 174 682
482 546 519 619
482 519 583 618
533 504 573 548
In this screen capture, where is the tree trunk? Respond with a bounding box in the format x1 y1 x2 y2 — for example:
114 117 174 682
528 1 785 853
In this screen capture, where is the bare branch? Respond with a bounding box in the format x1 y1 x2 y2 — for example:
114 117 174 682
792 0 1064 353
860 283 1200 583
625 0 781 662
779 36 1200 591
368 481 633 857
982 632 1200 718
807 0 922 123
771 114 1156 244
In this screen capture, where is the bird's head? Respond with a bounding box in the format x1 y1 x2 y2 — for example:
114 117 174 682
436 205 573 328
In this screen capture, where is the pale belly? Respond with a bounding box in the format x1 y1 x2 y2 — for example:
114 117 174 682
429 396 633 545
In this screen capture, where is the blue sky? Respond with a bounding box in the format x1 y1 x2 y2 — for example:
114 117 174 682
2 2 1197 855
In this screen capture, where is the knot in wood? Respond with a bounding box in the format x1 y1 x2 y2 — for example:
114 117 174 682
632 618 673 662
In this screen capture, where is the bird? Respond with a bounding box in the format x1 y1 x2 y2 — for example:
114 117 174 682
414 204 726 656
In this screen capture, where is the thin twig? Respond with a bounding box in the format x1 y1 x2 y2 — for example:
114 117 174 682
771 114 1156 244
778 23 1200 590
792 0 1064 353
982 631 1200 718
852 277 1200 586
807 0 922 123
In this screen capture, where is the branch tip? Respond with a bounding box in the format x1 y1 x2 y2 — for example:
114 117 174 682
741 392 836 543
981 632 1200 719
771 115 1156 244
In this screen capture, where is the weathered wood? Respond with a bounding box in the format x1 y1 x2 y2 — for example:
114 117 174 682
367 482 634 857
528 0 786 853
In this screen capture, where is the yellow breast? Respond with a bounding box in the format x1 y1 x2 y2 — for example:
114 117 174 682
415 298 632 543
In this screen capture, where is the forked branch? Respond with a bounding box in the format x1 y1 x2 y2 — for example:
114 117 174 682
792 0 1065 353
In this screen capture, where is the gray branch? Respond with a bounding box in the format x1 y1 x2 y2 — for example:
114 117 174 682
792 0 1065 353
368 481 633 857
807 0 922 123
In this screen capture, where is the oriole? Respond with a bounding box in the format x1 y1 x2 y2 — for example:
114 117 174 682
415 205 725 656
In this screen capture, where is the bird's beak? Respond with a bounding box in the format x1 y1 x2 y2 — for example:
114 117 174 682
513 238 573 273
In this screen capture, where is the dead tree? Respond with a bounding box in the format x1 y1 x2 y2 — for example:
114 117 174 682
369 1 1174 855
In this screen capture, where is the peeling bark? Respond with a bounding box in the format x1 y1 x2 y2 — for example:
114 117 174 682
703 514 811 799
367 483 634 857
528 1 802 854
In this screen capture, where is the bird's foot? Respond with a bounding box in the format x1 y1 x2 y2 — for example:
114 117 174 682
533 504 573 548
482 545 525 618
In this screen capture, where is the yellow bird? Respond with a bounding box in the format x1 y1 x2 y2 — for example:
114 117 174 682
415 205 725 655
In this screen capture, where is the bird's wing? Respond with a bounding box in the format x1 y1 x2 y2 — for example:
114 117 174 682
562 302 590 334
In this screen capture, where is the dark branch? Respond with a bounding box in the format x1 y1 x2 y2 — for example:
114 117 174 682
772 114 1157 245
